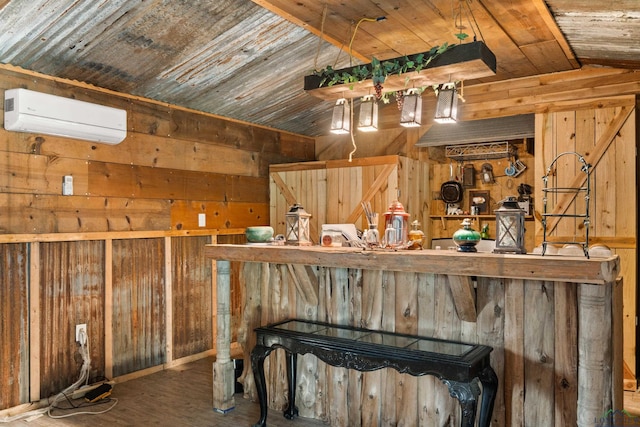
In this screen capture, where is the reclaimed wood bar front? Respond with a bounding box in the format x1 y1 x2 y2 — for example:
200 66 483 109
205 245 622 426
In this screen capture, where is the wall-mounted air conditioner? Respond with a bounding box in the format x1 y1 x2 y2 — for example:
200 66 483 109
3 88 127 144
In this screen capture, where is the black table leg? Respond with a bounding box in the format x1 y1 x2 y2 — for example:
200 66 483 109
443 379 480 427
477 366 498 427
251 345 270 427
283 351 299 420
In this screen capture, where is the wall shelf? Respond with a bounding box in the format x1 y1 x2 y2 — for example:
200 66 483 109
445 141 517 161
541 151 592 257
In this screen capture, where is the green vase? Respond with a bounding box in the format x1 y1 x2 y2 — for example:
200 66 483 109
453 218 481 252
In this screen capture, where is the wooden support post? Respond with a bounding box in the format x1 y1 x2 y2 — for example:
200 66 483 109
577 283 613 424
213 259 235 413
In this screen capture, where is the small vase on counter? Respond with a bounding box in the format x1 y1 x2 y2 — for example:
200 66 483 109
452 218 481 252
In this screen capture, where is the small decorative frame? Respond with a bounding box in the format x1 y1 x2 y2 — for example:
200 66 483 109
469 190 490 214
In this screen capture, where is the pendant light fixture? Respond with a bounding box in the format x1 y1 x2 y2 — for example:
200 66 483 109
434 83 459 123
330 98 350 134
400 88 422 127
357 95 378 132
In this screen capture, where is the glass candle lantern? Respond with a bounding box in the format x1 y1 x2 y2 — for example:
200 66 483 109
493 196 526 254
383 200 410 248
285 204 312 246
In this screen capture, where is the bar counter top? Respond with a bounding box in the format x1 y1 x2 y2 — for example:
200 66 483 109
204 244 619 285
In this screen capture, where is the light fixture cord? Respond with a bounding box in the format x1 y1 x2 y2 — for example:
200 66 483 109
348 97 357 162
348 17 377 66
454 0 485 43
313 4 328 70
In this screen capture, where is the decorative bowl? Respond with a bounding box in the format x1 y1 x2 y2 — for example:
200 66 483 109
245 226 274 243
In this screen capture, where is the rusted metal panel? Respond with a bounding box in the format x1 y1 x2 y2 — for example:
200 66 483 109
38 240 105 398
171 236 212 359
111 238 165 377
547 0 640 66
0 243 29 409
0 0 348 136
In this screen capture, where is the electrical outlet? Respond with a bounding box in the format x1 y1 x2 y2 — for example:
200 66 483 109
76 323 87 345
198 213 206 227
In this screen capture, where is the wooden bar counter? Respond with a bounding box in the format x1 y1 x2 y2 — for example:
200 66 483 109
205 244 622 426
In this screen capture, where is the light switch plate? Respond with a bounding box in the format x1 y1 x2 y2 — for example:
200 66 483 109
62 175 73 196
198 213 206 227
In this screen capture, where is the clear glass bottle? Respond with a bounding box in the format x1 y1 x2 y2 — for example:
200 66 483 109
408 220 424 250
363 224 380 248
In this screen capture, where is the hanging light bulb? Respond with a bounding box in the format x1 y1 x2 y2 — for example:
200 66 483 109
330 98 350 134
400 88 422 127
357 95 378 132
434 83 459 124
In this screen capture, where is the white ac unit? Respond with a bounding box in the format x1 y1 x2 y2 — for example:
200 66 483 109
3 88 127 144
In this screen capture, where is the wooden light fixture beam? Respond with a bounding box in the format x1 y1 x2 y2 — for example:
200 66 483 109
304 41 496 101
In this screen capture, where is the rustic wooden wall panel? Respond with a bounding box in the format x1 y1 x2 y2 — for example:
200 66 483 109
535 102 637 377
237 260 619 426
0 243 29 410
0 67 315 234
0 66 308 413
170 200 269 230
38 240 105 397
171 236 212 359
269 156 428 243
0 194 172 234
111 238 166 377
428 141 536 248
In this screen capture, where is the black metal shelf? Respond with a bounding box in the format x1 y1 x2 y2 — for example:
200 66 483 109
541 151 592 258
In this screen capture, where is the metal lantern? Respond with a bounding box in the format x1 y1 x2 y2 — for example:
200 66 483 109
493 196 526 254
399 88 422 127
357 95 378 132
434 84 458 124
285 204 312 246
330 98 350 134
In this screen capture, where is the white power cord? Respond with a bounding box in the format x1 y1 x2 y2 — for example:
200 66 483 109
0 328 116 422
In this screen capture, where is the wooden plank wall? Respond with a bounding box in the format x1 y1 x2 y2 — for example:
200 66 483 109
427 140 537 249
237 262 621 426
0 65 314 234
269 156 429 243
0 64 314 411
535 99 637 378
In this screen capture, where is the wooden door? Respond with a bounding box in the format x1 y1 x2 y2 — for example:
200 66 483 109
535 101 637 387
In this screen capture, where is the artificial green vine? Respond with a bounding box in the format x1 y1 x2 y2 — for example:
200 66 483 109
313 42 456 90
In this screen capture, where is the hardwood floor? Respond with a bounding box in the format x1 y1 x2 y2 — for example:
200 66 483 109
4 357 326 427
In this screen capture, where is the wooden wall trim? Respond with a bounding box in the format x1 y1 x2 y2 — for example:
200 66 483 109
28 242 40 402
0 228 246 244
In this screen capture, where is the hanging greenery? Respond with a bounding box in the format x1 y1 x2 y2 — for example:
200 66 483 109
312 43 454 90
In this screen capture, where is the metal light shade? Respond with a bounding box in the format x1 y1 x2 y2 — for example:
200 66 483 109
400 89 422 127
330 98 350 134
357 95 378 132
493 197 526 254
434 86 459 124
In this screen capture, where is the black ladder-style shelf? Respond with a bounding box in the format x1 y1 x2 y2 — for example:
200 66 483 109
541 151 592 257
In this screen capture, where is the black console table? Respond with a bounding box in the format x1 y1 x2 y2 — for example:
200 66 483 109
251 319 497 427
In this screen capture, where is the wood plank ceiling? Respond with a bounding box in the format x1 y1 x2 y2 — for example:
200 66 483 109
0 0 638 137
